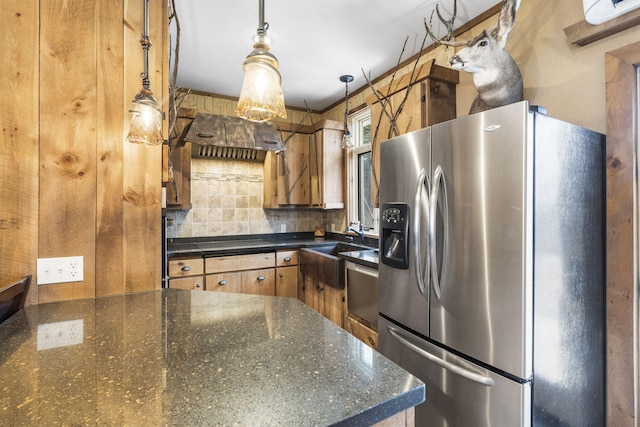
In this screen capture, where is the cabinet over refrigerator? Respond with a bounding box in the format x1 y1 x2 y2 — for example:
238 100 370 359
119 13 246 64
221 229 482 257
378 101 606 426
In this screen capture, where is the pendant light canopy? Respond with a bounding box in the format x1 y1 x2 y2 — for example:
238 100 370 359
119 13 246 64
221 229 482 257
340 74 354 149
236 0 286 122
126 0 163 145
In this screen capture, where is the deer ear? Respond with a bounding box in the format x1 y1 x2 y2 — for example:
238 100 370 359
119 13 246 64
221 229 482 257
493 0 518 49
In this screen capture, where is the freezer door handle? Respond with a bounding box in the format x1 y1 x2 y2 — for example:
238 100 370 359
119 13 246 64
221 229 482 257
387 325 495 387
430 165 449 299
413 168 430 298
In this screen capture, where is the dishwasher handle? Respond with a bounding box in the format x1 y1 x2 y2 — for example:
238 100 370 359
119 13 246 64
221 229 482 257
346 262 378 278
387 325 495 387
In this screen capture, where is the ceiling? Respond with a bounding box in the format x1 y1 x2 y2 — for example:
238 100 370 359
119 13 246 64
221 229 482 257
171 0 499 112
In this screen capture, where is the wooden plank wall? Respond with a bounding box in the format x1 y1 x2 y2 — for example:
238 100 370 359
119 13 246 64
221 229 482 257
0 0 166 304
0 1 39 306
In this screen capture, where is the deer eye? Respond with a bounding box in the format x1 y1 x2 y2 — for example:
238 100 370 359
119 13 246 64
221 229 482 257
478 40 488 47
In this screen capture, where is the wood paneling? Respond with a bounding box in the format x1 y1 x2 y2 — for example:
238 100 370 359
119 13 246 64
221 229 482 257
605 41 640 427
122 0 163 294
0 1 39 305
96 0 125 296
0 0 167 304
38 0 97 302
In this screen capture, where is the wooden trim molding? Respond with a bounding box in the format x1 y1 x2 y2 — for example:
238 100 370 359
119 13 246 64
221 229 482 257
605 41 640 426
565 8 640 46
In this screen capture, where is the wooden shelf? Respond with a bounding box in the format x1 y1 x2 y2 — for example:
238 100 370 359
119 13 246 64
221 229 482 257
564 8 640 46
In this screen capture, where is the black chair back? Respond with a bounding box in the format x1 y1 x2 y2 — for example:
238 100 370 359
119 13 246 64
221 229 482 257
0 275 32 324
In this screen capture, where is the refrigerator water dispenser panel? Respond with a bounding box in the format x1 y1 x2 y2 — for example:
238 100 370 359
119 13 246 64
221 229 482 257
381 203 409 269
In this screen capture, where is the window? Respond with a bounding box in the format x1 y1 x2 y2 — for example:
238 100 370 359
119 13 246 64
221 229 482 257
348 108 378 235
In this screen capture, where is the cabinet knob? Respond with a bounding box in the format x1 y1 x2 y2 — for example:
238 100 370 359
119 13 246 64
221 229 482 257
257 276 265 281
278 274 283 278
218 280 227 286
181 266 191 272
284 257 292 262
196 283 201 288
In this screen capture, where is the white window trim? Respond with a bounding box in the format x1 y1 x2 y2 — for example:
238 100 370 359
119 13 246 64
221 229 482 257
347 107 379 236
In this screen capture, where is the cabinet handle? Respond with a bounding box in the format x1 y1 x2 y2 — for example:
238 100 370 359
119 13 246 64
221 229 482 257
284 257 292 262
218 280 227 286
368 337 375 346
196 283 202 288
257 276 265 281
181 266 191 272
278 274 283 278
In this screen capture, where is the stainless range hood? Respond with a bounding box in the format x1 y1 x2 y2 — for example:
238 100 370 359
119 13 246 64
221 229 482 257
185 113 284 161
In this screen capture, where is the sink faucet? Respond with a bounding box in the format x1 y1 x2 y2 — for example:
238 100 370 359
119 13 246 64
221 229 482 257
345 223 365 245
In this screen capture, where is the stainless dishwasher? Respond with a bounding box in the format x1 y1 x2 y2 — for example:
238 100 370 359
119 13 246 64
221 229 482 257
346 261 379 327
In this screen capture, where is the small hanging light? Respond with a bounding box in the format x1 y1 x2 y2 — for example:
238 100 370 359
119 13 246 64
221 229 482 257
340 74 354 150
236 0 287 122
126 0 164 145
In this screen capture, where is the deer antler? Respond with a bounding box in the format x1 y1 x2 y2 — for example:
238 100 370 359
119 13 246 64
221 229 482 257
424 0 466 47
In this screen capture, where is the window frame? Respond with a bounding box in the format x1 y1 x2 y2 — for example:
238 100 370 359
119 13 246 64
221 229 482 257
347 107 378 235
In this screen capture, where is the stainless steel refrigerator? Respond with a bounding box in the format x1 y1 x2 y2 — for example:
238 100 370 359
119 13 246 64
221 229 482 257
377 101 606 426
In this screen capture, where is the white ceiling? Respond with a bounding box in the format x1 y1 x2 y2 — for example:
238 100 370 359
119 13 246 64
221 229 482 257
171 0 499 111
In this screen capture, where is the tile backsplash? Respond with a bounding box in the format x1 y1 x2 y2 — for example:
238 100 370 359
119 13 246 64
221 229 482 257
165 158 346 238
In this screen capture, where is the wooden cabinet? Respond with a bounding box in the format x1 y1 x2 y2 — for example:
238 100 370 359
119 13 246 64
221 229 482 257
205 252 276 296
264 120 344 209
165 108 196 209
276 250 299 298
368 60 458 206
344 315 378 350
205 272 241 293
241 268 276 296
168 257 204 290
301 274 345 327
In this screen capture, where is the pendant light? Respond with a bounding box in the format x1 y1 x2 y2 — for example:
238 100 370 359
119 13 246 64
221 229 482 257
236 0 287 122
126 0 164 145
340 74 354 149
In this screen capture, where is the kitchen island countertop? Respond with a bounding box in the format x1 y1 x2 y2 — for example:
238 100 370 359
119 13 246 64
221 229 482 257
0 289 423 426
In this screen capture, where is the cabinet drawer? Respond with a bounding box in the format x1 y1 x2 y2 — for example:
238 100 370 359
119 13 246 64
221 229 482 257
169 257 204 277
206 272 241 293
206 253 275 273
276 250 298 266
170 276 204 291
241 268 275 296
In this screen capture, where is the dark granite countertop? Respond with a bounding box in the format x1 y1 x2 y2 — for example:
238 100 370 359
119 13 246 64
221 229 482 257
0 289 423 426
168 233 380 268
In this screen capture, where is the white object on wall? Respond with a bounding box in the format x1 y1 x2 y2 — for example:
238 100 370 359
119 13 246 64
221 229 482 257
583 0 640 25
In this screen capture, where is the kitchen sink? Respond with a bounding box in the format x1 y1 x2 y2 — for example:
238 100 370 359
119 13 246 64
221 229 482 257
307 243 372 256
299 243 376 289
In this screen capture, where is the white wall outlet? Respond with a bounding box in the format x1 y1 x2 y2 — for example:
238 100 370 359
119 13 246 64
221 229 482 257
37 319 84 350
37 256 84 285
280 224 286 232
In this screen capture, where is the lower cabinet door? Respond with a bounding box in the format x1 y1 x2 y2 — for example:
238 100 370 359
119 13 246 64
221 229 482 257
276 266 298 298
241 268 275 296
206 272 241 293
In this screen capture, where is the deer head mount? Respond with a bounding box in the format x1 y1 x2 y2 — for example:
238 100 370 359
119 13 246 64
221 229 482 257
426 0 523 114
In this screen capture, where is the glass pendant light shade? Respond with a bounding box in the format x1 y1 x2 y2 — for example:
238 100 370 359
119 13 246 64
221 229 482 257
341 129 354 149
236 42 286 122
236 0 286 122
126 91 164 145
340 74 354 150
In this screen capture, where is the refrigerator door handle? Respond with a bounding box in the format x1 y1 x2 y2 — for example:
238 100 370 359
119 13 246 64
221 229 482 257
430 165 449 300
413 168 431 297
387 325 495 387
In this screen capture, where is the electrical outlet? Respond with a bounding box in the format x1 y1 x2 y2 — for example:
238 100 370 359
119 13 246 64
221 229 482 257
37 319 84 350
37 256 84 285
280 224 286 232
